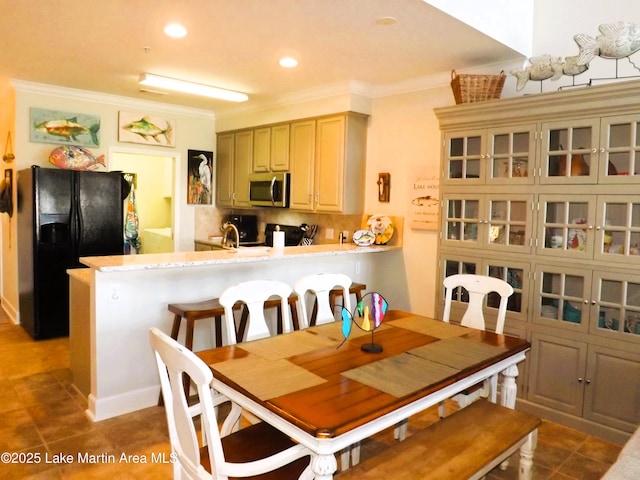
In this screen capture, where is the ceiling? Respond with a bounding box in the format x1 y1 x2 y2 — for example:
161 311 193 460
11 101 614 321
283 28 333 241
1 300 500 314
0 0 522 113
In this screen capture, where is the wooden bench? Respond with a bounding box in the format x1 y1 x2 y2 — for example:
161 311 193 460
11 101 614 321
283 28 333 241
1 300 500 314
336 400 541 480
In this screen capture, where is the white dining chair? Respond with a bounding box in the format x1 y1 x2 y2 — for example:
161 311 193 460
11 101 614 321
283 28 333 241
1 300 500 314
219 279 294 343
293 272 353 328
395 273 514 441
149 327 314 480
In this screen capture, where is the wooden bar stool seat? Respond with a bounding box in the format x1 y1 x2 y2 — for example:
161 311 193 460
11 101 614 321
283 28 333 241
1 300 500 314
311 282 366 326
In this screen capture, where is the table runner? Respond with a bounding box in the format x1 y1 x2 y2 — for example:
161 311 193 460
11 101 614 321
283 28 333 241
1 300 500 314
212 355 327 400
388 315 469 338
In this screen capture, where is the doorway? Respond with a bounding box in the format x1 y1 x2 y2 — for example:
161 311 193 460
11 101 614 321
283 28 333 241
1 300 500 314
109 149 176 254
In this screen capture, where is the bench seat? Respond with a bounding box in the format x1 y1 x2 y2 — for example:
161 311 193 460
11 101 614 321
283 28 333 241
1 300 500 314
336 400 541 480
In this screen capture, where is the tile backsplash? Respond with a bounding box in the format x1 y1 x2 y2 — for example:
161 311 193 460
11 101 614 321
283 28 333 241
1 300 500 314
194 208 403 246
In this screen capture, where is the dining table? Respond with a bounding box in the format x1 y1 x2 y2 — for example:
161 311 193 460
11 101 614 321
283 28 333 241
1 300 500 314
196 310 531 480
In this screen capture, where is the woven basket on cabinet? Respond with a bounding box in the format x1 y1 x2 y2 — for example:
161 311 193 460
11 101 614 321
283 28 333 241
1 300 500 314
450 70 506 104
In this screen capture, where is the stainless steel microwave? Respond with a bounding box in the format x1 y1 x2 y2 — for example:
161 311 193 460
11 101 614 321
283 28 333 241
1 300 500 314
248 172 290 207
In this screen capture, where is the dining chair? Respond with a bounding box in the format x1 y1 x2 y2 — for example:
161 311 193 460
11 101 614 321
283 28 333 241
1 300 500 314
219 279 295 343
395 273 514 441
149 327 314 480
293 272 353 328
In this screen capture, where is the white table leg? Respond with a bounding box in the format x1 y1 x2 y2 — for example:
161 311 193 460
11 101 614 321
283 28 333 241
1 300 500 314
518 429 538 480
311 453 337 480
499 364 520 470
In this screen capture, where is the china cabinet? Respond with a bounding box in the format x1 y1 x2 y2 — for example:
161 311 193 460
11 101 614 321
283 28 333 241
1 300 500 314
435 79 640 443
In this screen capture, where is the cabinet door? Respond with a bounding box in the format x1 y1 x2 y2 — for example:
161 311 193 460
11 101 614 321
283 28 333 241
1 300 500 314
216 133 234 207
591 271 640 342
252 127 271 173
486 125 536 184
598 114 640 183
441 194 482 248
539 118 599 184
486 194 533 254
315 115 345 212
528 333 587 416
594 195 640 265
536 194 596 258
270 124 290 171
442 129 486 184
289 120 316 211
233 130 253 207
583 345 640 432
533 263 592 332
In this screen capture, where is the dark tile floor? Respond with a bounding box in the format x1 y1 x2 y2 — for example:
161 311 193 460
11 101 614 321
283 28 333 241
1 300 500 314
0 310 622 479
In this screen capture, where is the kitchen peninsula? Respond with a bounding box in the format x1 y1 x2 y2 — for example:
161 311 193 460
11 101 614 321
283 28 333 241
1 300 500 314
72 243 405 421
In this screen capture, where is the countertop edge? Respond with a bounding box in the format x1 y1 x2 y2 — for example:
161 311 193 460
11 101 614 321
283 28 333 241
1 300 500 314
80 244 401 272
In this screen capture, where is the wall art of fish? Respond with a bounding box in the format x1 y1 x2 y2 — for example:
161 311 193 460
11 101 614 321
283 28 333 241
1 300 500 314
49 146 106 171
34 117 100 145
511 54 563 91
574 21 640 65
121 116 173 144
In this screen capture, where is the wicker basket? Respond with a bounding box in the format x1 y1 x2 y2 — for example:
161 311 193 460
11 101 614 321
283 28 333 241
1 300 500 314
450 70 506 104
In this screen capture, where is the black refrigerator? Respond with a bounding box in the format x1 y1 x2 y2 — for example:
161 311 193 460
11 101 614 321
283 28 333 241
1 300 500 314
17 166 125 339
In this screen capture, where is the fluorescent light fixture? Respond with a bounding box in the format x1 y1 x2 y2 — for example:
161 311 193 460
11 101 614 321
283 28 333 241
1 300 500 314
139 73 249 102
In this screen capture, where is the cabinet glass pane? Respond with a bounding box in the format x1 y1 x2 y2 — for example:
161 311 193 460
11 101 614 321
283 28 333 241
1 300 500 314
606 121 640 176
601 279 622 303
489 200 527 246
491 131 530 179
596 278 640 336
448 136 481 179
609 123 631 148
450 138 464 157
488 265 523 313
602 201 640 256
540 272 584 324
547 126 592 177
443 261 477 303
544 201 588 250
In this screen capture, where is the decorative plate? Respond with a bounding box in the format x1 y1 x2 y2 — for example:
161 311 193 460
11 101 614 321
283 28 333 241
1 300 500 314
352 229 375 247
366 215 394 245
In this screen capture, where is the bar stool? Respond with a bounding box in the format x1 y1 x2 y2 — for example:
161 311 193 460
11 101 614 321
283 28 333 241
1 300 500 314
310 282 366 326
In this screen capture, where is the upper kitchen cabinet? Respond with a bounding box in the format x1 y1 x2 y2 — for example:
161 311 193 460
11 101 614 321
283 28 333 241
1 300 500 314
253 124 290 173
290 112 368 214
216 130 253 208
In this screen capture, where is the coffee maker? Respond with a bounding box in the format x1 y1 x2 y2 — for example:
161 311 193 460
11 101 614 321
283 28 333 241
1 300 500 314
221 215 258 244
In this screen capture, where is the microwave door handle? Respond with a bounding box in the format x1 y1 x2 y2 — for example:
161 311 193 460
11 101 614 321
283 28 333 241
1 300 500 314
270 176 277 205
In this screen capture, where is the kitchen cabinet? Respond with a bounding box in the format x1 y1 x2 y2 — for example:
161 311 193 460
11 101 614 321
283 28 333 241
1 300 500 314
253 124 290 173
435 79 640 442
216 130 252 207
289 112 368 213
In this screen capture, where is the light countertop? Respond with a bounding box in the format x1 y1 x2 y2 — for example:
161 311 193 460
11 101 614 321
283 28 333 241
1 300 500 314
80 243 400 272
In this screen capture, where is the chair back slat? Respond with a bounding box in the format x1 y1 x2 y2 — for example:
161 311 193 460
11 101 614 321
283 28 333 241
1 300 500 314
294 273 352 327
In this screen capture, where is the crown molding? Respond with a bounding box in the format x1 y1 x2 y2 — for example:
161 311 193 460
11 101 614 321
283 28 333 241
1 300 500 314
10 80 215 120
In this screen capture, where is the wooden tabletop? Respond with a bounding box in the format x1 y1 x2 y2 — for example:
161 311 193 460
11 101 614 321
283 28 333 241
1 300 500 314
196 312 530 439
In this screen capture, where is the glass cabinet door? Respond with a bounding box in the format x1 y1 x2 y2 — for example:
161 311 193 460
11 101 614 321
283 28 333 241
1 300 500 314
536 194 596 258
486 194 533 253
443 130 485 184
591 271 640 342
594 195 640 264
533 263 591 332
599 114 640 183
540 118 599 184
484 260 530 325
487 125 536 184
441 195 481 246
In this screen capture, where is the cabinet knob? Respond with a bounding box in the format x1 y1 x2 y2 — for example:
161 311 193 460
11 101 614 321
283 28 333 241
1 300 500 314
591 300 596 305
583 299 589 304
586 379 591 384
592 148 598 154
578 377 583 382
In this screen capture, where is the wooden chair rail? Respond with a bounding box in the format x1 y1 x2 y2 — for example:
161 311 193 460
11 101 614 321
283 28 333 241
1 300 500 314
336 400 541 480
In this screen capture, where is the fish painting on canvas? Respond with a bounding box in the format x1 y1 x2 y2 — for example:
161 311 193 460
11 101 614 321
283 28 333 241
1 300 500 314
574 21 640 65
118 112 175 147
30 108 100 147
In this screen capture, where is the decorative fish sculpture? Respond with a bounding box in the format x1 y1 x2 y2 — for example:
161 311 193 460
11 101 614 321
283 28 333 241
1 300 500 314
511 54 563 91
574 21 640 65
49 145 106 171
34 117 100 145
122 116 173 144
561 55 589 76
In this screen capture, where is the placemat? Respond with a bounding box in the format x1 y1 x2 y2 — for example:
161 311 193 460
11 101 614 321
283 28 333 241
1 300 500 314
389 315 469 338
312 320 389 340
408 337 505 370
212 355 327 400
240 329 338 360
341 353 458 398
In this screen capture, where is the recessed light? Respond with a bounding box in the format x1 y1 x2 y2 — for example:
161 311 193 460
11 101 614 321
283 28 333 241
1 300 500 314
164 23 187 38
279 57 298 68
